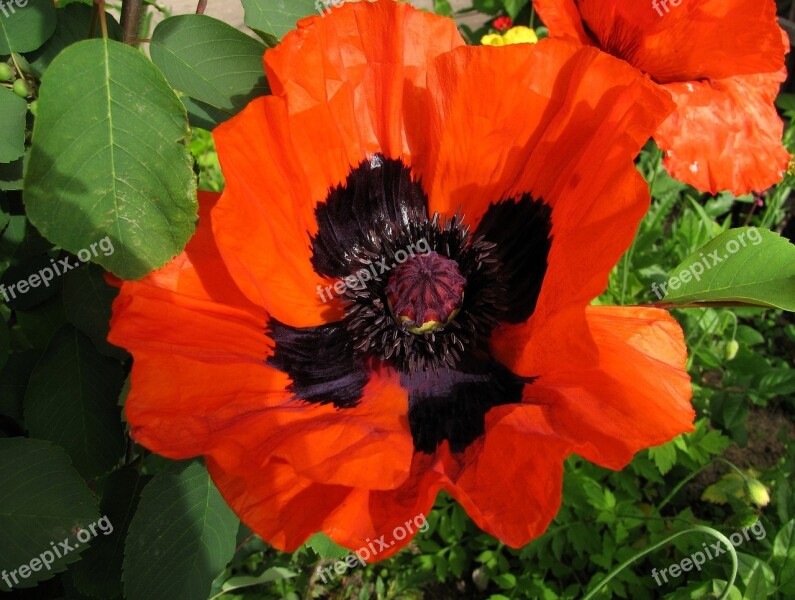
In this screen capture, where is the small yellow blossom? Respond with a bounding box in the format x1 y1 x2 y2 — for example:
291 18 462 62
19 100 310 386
481 26 538 47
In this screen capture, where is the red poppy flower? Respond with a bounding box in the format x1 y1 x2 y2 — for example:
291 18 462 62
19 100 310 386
534 0 791 194
109 0 694 557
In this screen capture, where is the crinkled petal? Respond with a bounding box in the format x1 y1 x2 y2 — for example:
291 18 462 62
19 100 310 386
656 70 790 194
528 306 695 469
212 1 464 327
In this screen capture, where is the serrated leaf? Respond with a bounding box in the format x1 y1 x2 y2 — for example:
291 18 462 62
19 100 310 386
241 0 318 42
758 369 795 396
24 38 198 280
0 0 56 54
648 441 677 475
27 3 123 77
24 325 126 479
698 428 732 456
123 461 239 600
663 227 795 310
70 468 150 599
62 263 126 359
150 15 269 118
305 532 349 560
0 86 27 163
0 438 99 591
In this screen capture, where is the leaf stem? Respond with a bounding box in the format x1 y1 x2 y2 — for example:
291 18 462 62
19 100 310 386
582 526 738 600
95 0 108 39
196 0 207 15
637 301 767 310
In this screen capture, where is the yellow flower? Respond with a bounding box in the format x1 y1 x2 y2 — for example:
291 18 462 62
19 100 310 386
480 33 505 47
481 26 538 47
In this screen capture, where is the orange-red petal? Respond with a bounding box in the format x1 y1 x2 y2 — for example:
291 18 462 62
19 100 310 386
442 405 570 547
410 41 673 329
530 306 694 470
125 351 414 490
212 1 464 327
537 0 785 84
208 456 351 552
109 191 267 361
655 70 790 194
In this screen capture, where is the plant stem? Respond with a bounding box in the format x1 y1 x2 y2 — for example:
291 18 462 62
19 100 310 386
582 526 738 600
639 301 766 310
196 0 207 14
121 0 144 44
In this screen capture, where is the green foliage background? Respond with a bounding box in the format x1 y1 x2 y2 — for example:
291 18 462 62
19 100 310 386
0 1 793 599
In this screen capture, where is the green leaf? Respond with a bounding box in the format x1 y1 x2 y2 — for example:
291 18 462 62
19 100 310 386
0 0 57 54
150 15 269 118
24 38 198 280
241 0 317 42
0 153 24 190
758 369 795 396
24 325 126 479
28 3 123 78
0 350 39 424
0 254 63 311
663 227 795 310
503 0 530 19
12 294 67 350
0 86 27 163
433 0 454 17
648 441 677 475
777 521 795 596
737 553 774 599
218 568 297 595
0 438 99 591
70 468 150 599
305 532 350 560
62 263 126 359
776 93 795 117
474 0 503 15
123 461 239 600
182 95 231 131
0 313 8 372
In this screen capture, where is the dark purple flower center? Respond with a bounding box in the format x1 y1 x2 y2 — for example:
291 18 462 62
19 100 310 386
269 155 554 453
385 251 466 334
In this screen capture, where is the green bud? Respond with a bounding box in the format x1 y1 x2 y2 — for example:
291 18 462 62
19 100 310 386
725 340 739 360
0 63 12 82
746 479 770 507
12 78 31 98
29 100 38 117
